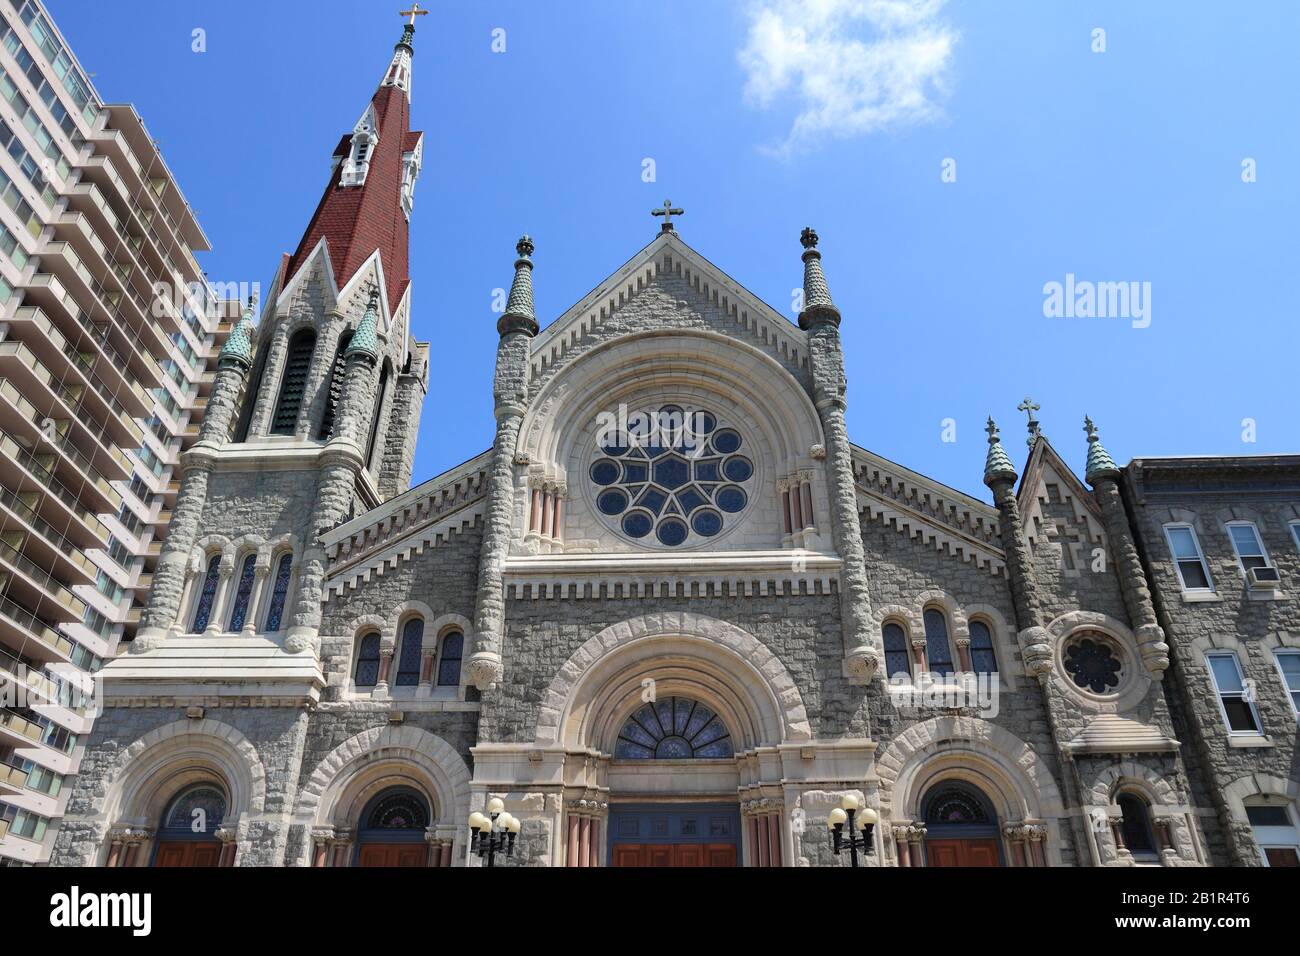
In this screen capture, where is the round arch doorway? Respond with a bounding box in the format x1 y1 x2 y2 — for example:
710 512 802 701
606 696 741 867
354 787 431 867
921 781 1003 867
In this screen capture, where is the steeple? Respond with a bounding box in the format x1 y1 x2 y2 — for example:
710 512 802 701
797 227 841 330
498 235 538 337
1083 415 1120 485
983 417 1018 487
283 17 426 314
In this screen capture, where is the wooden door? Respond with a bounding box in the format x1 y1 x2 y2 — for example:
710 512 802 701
702 844 736 867
357 843 427 867
613 845 643 867
153 841 222 867
610 844 738 867
925 838 1001 867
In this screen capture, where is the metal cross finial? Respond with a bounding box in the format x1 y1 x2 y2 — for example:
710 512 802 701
985 417 1000 442
1083 415 1098 440
1018 396 1042 447
652 199 684 233
399 3 428 26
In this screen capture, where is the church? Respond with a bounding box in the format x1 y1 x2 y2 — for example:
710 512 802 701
49 20 1300 868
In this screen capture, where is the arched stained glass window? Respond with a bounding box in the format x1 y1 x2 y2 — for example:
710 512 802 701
271 329 316 435
615 697 733 759
969 620 998 675
263 554 292 632
437 631 463 686
882 622 911 679
363 788 429 831
923 608 954 676
1118 793 1156 854
162 785 226 836
190 554 221 633
923 784 991 825
226 554 257 631
317 331 352 439
355 632 381 687
395 618 423 686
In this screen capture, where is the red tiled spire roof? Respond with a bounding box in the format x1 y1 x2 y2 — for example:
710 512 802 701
284 31 423 315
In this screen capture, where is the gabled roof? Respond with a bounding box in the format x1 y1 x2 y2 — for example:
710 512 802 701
528 230 813 382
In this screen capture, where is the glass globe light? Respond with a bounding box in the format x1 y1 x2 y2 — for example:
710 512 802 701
487 797 505 815
828 807 848 829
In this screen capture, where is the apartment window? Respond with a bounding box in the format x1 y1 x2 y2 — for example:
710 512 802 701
1227 522 1271 575
1246 803 1300 867
94 570 123 605
1206 652 1261 734
1164 524 1213 591
0 223 29 270
1274 650 1300 717
17 2 100 122
105 535 133 569
1292 521 1300 551
0 802 48 842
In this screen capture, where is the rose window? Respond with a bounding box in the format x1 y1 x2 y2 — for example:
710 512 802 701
589 405 753 547
1063 635 1123 694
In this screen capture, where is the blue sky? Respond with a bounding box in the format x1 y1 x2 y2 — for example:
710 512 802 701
48 0 1299 501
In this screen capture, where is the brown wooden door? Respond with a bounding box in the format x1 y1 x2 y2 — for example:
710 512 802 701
357 843 427 867
611 844 738 867
925 838 1001 867
153 841 222 867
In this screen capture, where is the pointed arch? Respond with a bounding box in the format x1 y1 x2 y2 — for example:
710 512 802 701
271 328 317 435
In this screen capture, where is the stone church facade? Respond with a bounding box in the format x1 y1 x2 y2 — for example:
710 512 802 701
49 25 1299 868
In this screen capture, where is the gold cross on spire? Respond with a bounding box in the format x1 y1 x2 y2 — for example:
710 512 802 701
399 3 428 26
652 199 684 233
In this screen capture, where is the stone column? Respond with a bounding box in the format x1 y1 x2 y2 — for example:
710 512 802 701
1027 825 1048 867
468 237 539 691
215 827 238 867
1083 419 1169 676
892 826 910 867
908 826 926 867
566 813 580 867
798 229 877 683
104 828 128 867
578 816 591 868
331 828 354 868
418 647 435 689
247 324 290 437
310 827 334 867
137 326 254 646
766 812 783 867
374 637 395 698
203 556 235 636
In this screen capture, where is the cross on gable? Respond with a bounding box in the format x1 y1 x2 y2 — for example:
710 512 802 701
652 199 684 232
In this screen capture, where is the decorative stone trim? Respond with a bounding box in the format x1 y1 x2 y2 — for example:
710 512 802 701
534 611 812 746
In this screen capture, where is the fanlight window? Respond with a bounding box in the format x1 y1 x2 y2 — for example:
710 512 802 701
162 785 226 836
924 785 991 825
365 789 429 830
615 697 733 759
590 405 753 548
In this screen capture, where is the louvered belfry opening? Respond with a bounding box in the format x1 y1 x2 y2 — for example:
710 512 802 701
271 329 317 435
318 331 354 439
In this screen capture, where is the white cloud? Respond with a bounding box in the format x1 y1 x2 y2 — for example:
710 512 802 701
738 0 957 155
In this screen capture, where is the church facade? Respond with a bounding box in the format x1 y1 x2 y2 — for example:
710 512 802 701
49 24 1300 869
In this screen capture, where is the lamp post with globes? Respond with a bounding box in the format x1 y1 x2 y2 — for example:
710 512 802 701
468 797 520 867
827 793 877 867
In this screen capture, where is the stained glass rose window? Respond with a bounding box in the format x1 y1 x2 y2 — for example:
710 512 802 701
590 405 752 547
1063 635 1123 694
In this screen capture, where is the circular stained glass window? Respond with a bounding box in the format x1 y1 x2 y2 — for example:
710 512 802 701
1063 635 1123 694
591 405 753 547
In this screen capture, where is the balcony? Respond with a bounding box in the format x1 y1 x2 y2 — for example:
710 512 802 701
0 485 98 587
0 762 28 796
0 818 8 840
0 538 86 624
0 430 109 548
0 709 42 748
0 380 122 513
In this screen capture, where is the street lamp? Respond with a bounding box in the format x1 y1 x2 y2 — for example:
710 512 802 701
468 797 520 867
827 793 877 867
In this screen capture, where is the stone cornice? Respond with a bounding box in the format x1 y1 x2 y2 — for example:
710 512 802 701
502 549 842 600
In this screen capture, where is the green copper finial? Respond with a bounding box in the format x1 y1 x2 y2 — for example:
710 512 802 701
499 235 538 337
983 417 1018 487
346 289 381 362
797 226 840 330
218 293 257 370
1083 415 1119 485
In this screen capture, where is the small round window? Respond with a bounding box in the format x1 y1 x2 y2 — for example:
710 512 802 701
1063 633 1124 694
589 405 753 547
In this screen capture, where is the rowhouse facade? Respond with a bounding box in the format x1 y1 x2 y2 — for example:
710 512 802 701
48 22 1299 868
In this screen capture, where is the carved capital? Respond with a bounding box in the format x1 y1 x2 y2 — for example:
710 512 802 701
466 651 502 691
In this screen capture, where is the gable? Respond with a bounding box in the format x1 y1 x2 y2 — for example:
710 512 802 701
528 232 811 398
